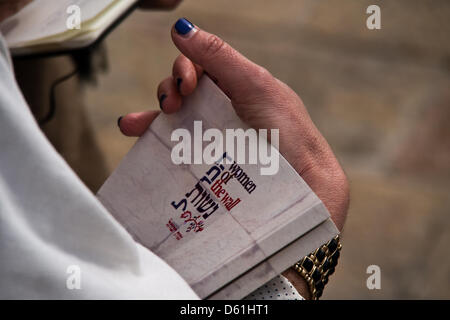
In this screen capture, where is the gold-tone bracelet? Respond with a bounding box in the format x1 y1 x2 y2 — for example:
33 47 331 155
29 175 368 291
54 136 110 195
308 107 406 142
293 235 342 300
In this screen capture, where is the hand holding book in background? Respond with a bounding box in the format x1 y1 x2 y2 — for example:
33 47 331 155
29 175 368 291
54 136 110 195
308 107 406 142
118 18 350 232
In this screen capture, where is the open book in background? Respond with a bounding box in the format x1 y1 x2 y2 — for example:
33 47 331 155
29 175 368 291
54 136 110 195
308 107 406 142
0 0 138 56
97 76 339 299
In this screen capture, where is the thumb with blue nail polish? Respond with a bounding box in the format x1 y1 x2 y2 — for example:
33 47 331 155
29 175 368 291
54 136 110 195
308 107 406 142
171 17 272 103
174 17 197 37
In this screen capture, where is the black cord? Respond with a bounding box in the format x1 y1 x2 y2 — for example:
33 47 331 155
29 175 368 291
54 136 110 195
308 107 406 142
38 68 79 125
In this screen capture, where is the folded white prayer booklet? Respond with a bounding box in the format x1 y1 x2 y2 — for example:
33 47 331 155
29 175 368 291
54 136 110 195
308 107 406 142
0 0 138 56
97 76 339 299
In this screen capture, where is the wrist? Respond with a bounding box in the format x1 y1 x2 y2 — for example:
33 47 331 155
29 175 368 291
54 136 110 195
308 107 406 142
282 268 311 299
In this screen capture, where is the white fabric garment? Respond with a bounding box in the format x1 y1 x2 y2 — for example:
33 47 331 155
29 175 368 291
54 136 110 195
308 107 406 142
244 275 304 300
0 33 198 299
0 33 304 300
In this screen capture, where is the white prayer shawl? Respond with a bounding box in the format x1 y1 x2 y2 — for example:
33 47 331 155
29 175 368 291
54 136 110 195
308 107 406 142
0 33 198 299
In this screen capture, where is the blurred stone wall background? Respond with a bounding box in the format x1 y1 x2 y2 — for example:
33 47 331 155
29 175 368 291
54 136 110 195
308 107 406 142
81 0 450 299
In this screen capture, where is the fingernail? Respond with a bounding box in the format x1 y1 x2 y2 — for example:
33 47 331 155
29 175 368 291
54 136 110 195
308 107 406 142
174 18 196 37
159 94 167 110
176 77 183 92
117 116 123 127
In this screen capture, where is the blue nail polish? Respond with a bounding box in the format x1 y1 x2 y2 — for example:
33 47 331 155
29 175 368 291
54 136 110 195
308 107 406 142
175 18 194 35
176 77 183 91
159 94 167 110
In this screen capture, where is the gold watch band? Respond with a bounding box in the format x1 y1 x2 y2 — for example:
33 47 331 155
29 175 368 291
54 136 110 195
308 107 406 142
293 235 342 300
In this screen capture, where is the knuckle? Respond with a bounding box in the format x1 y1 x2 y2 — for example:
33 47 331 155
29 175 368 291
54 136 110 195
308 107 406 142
248 66 275 93
254 66 273 82
203 34 226 59
337 167 350 200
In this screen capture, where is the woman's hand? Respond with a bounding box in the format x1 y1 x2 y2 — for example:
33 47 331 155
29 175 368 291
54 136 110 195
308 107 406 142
119 18 349 229
118 18 349 298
